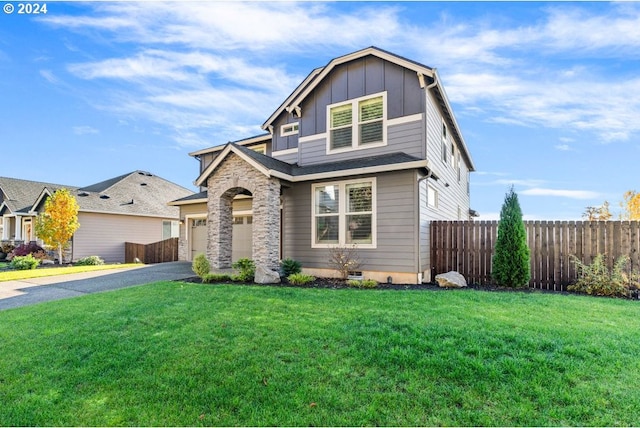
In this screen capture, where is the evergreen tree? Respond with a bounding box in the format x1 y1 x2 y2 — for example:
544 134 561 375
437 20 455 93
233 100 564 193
492 186 530 287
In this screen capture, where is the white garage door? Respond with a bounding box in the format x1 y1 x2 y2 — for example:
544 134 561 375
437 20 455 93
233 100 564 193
232 215 253 261
191 218 207 261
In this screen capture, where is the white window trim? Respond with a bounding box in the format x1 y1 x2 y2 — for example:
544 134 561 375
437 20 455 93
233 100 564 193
280 122 299 137
311 177 377 249
427 185 438 209
326 92 387 155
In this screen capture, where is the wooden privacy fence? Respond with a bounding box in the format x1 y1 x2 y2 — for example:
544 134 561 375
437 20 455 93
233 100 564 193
430 221 640 290
125 237 179 264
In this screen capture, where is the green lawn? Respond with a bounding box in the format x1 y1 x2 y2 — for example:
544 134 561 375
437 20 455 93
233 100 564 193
0 263 142 282
1 283 639 426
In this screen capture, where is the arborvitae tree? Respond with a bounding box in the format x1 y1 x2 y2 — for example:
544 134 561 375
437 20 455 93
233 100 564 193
492 186 530 287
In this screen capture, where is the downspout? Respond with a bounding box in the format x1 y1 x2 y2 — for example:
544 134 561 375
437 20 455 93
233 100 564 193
418 69 438 283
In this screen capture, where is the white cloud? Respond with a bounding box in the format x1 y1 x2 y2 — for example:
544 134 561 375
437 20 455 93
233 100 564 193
73 125 99 135
555 144 571 151
39 2 640 147
520 188 600 199
39 69 59 84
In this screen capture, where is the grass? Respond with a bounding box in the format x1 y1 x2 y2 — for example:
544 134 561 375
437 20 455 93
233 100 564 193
1 283 639 426
0 263 142 282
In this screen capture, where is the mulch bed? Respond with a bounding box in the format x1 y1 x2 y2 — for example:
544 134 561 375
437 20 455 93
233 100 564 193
178 275 570 294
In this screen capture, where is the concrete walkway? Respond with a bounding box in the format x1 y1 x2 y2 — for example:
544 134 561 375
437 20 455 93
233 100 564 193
0 261 195 311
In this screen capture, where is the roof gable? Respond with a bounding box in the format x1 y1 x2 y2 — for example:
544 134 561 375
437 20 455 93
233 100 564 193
262 46 434 131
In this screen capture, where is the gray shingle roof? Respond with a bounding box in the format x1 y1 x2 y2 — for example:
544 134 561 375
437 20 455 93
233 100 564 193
0 171 193 218
0 177 76 214
232 142 424 177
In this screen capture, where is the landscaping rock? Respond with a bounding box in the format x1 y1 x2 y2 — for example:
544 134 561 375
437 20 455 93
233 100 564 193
255 264 281 284
41 259 55 265
435 271 467 288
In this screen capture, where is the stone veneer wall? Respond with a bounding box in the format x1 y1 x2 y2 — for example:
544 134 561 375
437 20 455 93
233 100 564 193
206 153 281 271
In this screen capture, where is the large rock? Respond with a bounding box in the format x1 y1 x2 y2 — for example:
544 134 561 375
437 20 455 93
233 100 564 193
435 271 467 288
254 264 281 284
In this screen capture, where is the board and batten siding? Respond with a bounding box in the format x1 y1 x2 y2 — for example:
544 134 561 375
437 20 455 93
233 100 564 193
73 212 170 263
419 89 472 279
282 170 419 275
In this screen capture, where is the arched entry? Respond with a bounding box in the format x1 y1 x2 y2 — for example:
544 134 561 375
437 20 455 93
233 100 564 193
206 152 281 271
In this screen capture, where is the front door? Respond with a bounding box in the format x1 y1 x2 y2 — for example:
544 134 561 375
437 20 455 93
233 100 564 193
22 218 33 242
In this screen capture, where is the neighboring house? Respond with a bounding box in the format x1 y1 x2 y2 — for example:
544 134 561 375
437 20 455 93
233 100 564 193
170 47 475 283
0 171 194 262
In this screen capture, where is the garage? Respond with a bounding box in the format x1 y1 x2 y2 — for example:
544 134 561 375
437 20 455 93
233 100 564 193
190 218 207 261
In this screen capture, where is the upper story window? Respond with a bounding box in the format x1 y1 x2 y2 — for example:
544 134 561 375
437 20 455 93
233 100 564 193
280 123 299 137
328 92 386 153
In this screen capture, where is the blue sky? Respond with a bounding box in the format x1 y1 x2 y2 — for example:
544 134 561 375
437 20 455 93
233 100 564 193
1 1 639 220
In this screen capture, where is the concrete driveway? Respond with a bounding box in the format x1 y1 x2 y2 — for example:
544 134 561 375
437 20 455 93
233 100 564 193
0 261 195 311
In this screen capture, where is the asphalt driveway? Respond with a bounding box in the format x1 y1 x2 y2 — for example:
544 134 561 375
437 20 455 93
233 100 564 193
0 261 195 311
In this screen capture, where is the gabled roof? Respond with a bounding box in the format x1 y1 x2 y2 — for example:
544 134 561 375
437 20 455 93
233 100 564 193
194 143 434 188
0 172 194 219
262 46 435 130
261 45 474 172
0 177 75 215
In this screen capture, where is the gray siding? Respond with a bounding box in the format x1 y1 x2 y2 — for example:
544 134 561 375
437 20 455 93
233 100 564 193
73 212 169 263
299 118 424 166
271 149 299 164
282 170 419 274
419 89 472 276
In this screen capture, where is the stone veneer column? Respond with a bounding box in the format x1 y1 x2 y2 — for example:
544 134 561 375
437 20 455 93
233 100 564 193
206 153 281 271
251 177 281 271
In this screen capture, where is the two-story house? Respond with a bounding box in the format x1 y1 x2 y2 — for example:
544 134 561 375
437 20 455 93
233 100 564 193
170 47 475 284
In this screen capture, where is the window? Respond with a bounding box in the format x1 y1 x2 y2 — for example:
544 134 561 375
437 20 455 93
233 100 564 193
441 122 448 163
280 122 299 137
250 144 266 154
328 93 386 152
312 178 376 248
427 186 438 209
162 220 179 239
192 219 207 227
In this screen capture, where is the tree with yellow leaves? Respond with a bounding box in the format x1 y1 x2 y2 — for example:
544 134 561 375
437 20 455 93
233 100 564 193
35 188 80 264
582 201 612 221
621 191 640 220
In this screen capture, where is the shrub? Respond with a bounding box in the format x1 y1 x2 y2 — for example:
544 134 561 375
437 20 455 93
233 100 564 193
10 254 40 270
202 273 232 284
1 242 15 254
232 258 255 282
492 186 530 287
347 279 378 289
328 245 363 279
75 255 104 266
192 254 210 278
11 242 47 260
287 273 315 285
280 258 302 277
568 254 639 298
